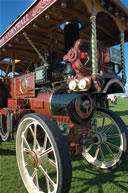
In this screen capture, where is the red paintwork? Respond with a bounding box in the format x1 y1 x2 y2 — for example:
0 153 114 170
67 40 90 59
30 91 55 119
15 73 35 98
75 94 93 118
9 73 35 98
8 99 25 108
63 39 117 76
63 39 92 74
80 52 87 59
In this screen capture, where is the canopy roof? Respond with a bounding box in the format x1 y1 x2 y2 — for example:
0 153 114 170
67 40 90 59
0 0 128 74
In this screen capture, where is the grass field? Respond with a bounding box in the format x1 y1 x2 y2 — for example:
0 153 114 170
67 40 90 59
0 98 128 193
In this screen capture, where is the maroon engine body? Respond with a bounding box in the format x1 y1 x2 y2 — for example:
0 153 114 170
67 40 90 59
0 21 125 149
0 35 125 150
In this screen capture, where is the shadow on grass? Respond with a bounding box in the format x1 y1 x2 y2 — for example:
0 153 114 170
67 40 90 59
0 148 16 156
114 111 128 116
71 155 128 193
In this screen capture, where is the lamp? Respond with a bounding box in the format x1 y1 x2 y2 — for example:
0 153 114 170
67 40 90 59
45 14 50 20
115 9 119 17
61 1 67 8
101 0 105 7
108 3 112 12
33 23 37 28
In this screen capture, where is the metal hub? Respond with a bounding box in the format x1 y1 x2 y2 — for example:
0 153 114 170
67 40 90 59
82 100 90 112
28 151 38 168
38 149 48 166
93 133 107 145
27 149 48 168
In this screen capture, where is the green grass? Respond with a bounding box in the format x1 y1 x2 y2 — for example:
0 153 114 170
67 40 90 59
0 98 128 193
109 97 128 126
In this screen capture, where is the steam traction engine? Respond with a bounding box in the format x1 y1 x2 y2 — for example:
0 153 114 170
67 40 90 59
0 0 128 193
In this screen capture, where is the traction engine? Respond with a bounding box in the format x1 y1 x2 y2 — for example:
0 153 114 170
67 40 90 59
0 0 128 193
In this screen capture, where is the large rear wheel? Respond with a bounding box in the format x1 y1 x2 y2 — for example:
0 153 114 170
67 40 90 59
82 108 128 169
16 113 72 193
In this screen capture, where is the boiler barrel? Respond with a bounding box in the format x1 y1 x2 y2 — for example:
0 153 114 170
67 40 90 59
50 87 93 124
31 87 93 124
50 87 79 116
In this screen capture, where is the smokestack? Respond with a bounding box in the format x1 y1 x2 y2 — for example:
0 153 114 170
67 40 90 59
62 21 81 53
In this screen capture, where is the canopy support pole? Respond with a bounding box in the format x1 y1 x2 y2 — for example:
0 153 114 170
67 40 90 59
90 0 98 77
120 25 126 83
6 59 11 76
12 59 15 79
23 32 48 66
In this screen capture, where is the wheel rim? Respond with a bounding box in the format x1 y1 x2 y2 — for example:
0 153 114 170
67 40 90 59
17 118 59 193
82 110 124 169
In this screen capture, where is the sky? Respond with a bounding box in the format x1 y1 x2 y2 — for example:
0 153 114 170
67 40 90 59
0 0 128 85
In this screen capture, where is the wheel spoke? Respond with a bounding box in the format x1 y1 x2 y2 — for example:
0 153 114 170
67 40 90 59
48 159 57 168
29 125 40 150
32 168 39 189
24 148 31 153
22 135 31 150
35 169 39 189
99 146 104 161
45 166 51 192
39 147 53 157
46 177 50 192
39 165 56 187
43 134 48 150
33 123 37 150
106 133 120 138
104 143 114 157
102 124 113 134
105 142 120 151
94 145 100 159
32 168 37 178
85 144 94 153
102 117 105 131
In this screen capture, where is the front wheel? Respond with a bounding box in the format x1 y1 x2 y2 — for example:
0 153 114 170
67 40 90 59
16 113 72 193
82 108 128 170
